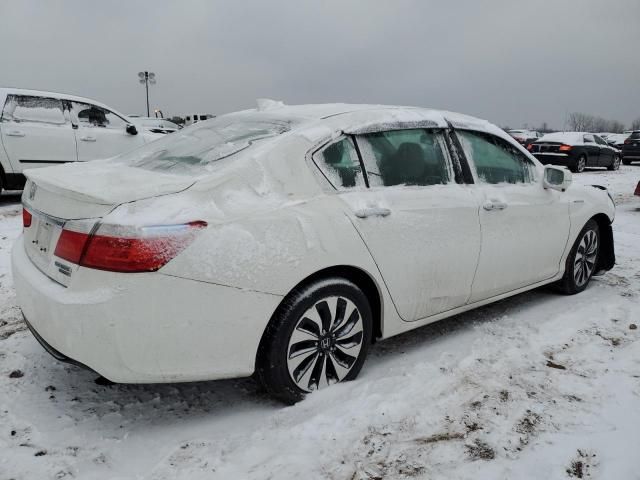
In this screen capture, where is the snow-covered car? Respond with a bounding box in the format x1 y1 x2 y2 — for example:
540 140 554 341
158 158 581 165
133 117 181 134
528 132 621 172
605 132 630 149
0 88 160 193
507 129 542 146
12 103 616 403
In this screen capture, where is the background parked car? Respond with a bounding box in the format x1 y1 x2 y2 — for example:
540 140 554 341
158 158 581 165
0 87 161 193
528 131 620 172
134 117 181 134
605 132 630 149
507 129 543 146
621 131 640 165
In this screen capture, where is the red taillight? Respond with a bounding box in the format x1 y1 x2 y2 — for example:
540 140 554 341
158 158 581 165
54 229 90 264
635 181 640 197
22 208 32 228
54 221 206 273
559 144 572 152
624 139 631 144
527 144 534 151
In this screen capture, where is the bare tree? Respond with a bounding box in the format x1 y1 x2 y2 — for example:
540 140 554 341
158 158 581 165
567 112 594 131
631 118 640 131
567 112 626 133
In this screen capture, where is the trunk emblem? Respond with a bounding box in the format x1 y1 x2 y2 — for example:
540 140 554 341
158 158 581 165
28 183 37 201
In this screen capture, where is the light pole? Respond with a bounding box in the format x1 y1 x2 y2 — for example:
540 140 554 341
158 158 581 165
137 71 156 117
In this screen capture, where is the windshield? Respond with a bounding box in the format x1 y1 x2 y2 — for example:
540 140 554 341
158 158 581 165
113 114 294 174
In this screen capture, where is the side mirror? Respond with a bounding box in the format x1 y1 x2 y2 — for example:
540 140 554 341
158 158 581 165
126 124 138 135
543 165 572 192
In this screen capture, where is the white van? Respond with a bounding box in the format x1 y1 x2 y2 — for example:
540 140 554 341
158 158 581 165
0 87 159 192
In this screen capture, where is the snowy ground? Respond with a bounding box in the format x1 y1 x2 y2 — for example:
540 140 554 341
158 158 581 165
1 166 639 480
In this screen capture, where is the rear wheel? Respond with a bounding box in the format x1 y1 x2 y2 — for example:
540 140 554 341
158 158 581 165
256 277 373 404
557 220 600 295
608 154 621 171
572 155 587 173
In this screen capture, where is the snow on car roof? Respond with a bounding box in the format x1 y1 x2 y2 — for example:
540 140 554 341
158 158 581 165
538 132 585 145
0 87 130 120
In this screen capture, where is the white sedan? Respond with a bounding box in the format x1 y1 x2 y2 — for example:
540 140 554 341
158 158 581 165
12 103 615 403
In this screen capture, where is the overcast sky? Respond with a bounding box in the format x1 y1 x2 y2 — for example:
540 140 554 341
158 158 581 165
1 0 639 129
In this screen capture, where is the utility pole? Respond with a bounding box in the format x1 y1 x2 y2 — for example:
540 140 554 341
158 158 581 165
138 71 156 116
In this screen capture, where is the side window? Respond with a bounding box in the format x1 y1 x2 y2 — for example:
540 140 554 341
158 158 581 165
314 137 365 189
1 95 65 125
594 135 606 145
456 130 534 184
583 134 595 144
72 102 126 129
356 129 451 187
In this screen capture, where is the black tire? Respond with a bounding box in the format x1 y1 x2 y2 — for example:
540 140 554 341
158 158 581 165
571 155 587 173
256 277 373 404
622 159 632 165
557 219 600 295
607 154 621 171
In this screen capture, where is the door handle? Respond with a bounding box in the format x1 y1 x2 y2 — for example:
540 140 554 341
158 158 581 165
80 136 96 142
355 207 391 218
483 201 508 211
6 130 25 137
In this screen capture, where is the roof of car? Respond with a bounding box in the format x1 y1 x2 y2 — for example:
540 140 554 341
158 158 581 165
0 87 126 117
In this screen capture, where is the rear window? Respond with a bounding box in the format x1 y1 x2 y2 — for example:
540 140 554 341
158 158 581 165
538 132 582 145
114 115 294 174
630 132 640 139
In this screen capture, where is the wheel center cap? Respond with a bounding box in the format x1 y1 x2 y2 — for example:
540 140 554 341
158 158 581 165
320 337 332 351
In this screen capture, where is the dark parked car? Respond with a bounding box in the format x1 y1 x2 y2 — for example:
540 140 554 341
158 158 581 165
528 132 620 173
622 131 640 165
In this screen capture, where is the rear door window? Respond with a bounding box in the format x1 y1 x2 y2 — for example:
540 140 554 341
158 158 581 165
356 129 452 187
583 134 595 144
1 95 66 125
594 135 607 145
314 137 365 189
456 130 535 184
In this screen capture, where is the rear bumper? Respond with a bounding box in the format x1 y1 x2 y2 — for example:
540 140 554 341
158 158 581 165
621 147 640 159
12 237 282 383
532 153 573 166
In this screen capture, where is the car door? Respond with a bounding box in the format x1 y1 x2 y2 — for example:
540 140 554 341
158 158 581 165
0 94 77 171
70 101 144 161
314 129 481 322
594 135 613 166
453 129 571 302
582 134 599 166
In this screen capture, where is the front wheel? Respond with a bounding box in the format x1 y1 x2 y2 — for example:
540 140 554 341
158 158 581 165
608 155 621 171
256 277 373 404
557 220 600 295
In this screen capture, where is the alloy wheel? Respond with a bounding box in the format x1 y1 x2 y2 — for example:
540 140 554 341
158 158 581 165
574 229 598 287
286 296 364 392
577 157 586 173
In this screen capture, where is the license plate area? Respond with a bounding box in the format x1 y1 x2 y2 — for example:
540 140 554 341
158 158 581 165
23 209 70 286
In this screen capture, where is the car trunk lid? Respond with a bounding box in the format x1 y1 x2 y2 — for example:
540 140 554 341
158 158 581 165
529 142 564 154
22 161 196 286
